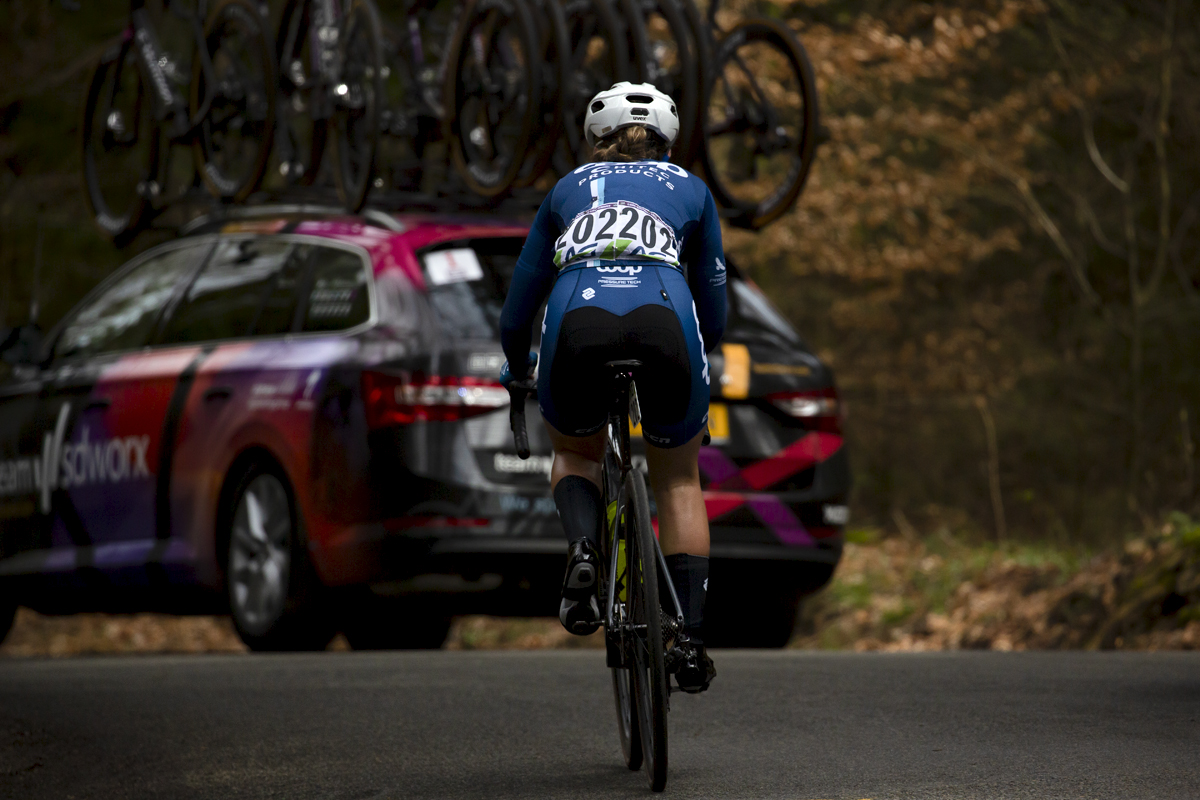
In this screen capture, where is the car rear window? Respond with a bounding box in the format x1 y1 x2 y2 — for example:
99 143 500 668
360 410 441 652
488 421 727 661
419 238 526 340
300 247 372 332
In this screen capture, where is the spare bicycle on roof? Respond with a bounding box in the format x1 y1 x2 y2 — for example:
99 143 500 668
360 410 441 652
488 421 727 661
81 0 823 240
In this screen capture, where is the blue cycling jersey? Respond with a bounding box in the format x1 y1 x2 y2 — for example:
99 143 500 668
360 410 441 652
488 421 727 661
499 160 727 367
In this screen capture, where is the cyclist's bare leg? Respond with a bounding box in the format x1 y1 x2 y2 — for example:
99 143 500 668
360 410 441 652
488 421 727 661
644 429 710 557
544 423 606 490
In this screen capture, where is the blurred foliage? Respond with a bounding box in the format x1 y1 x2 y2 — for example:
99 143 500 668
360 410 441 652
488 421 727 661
3 0 1199 547
723 0 1200 544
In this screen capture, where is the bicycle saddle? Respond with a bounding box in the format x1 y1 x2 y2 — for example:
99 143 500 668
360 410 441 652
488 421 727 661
604 359 643 370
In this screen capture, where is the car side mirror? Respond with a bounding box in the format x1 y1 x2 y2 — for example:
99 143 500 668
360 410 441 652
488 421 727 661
0 324 45 366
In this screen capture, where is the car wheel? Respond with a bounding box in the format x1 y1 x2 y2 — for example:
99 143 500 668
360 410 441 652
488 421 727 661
705 592 801 648
340 592 452 650
225 464 335 651
0 596 16 646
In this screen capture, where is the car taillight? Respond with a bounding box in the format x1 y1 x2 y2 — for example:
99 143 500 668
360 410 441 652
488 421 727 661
362 371 509 427
765 387 843 434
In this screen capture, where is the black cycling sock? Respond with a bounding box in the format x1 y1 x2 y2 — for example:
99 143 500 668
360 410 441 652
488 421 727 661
664 553 708 645
553 475 603 549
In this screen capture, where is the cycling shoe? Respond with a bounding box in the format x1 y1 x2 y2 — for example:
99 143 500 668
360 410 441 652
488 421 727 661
670 640 716 694
559 538 601 635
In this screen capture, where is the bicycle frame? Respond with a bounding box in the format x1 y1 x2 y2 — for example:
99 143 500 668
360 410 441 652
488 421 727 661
128 0 221 138
598 363 685 669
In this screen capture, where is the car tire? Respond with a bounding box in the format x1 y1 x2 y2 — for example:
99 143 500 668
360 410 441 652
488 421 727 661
224 462 336 651
340 592 452 650
704 591 801 649
0 597 16 646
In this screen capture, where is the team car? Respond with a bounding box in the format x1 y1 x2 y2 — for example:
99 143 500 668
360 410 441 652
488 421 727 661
0 207 849 650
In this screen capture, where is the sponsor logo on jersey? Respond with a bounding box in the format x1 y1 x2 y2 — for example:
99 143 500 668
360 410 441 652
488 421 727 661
582 288 596 300
595 265 643 275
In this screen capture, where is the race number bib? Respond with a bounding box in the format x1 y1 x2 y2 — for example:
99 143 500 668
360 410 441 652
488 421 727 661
553 201 680 270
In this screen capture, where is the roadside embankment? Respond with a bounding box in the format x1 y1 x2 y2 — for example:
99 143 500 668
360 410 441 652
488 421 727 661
3 516 1198 657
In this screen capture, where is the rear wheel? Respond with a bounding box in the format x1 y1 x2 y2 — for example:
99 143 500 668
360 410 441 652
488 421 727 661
192 0 277 201
340 592 452 650
80 38 158 245
274 0 328 186
225 463 335 651
706 590 800 648
626 469 669 791
630 0 698 166
331 0 385 211
0 596 16 647
445 0 541 196
555 0 628 169
702 17 818 229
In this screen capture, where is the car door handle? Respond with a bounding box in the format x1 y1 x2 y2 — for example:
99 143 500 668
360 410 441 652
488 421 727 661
204 386 233 402
83 397 112 412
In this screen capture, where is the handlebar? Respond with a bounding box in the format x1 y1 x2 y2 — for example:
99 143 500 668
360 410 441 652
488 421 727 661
507 379 537 460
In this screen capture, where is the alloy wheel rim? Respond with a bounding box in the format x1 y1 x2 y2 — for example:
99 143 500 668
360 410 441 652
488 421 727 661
229 473 292 634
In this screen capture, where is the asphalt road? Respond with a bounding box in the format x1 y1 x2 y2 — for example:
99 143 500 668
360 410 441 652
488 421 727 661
0 650 1197 799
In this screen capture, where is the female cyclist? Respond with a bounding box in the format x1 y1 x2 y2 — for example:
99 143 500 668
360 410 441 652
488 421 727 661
499 82 725 693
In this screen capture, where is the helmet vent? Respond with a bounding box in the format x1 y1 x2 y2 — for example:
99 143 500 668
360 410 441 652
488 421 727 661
591 101 605 112
625 94 655 104
630 107 649 117
670 105 676 115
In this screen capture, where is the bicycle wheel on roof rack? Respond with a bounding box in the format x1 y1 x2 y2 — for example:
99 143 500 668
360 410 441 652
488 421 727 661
274 0 328 186
619 0 698 168
701 17 818 230
444 0 540 197
331 0 385 211
81 36 160 245
511 0 569 188
191 0 277 201
555 0 629 169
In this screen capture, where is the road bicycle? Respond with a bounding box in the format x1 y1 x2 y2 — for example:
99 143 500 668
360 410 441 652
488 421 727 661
508 361 686 792
82 0 276 244
275 0 385 210
685 0 820 228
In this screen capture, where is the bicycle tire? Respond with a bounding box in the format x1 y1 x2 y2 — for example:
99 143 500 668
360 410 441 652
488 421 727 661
701 17 818 229
606 460 644 771
191 0 277 201
626 0 698 167
80 36 159 245
625 468 669 791
555 0 629 168
331 0 385 211
677 0 710 167
444 0 541 196
512 0 569 188
273 0 328 186
611 661 644 770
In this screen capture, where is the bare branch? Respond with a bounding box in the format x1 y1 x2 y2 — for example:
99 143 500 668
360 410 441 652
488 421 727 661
1169 189 1200 298
1143 0 1178 303
1059 182 1125 258
1049 22 1130 193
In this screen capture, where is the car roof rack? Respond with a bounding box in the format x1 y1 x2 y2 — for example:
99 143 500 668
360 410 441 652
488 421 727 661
158 185 545 238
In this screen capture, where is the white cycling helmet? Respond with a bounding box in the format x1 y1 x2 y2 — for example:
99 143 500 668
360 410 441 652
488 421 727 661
583 82 679 149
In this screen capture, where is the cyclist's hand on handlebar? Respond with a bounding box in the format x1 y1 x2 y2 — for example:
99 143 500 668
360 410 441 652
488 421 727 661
500 351 538 389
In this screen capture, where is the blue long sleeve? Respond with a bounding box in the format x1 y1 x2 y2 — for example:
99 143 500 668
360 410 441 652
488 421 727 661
500 195 559 368
684 188 726 352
